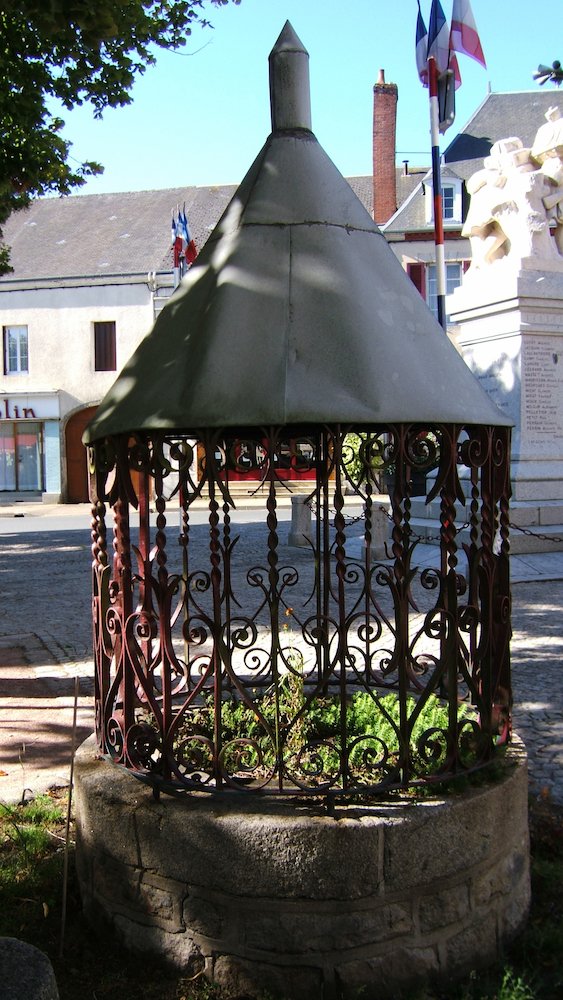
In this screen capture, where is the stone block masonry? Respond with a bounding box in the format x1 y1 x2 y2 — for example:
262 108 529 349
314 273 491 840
75 736 530 1000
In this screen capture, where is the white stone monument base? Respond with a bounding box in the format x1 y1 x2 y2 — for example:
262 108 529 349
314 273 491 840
450 264 563 506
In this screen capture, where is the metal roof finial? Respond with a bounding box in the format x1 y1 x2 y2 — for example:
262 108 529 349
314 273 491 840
269 21 312 133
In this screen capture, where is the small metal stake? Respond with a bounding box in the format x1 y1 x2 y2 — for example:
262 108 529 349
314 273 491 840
60 675 79 958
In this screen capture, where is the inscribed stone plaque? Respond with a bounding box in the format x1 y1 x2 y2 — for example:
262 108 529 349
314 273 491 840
521 336 563 456
461 338 521 429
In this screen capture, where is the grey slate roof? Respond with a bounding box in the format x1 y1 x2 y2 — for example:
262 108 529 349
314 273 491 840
347 176 373 217
396 166 428 207
0 175 377 285
0 168 424 283
444 89 563 179
0 184 237 282
385 164 464 235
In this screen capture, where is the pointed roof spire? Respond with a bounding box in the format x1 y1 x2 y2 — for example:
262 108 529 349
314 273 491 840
84 23 511 445
269 21 312 132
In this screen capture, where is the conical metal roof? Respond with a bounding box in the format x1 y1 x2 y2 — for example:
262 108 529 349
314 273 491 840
84 22 510 444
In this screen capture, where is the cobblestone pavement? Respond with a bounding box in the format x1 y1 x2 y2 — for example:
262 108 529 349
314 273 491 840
0 513 562 803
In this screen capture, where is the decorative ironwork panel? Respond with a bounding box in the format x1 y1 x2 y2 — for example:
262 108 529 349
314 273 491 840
89 422 512 800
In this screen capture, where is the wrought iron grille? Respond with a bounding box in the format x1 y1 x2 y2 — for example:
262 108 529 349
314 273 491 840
89 422 511 800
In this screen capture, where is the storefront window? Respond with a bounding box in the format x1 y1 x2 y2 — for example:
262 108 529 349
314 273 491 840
0 422 43 490
0 425 16 490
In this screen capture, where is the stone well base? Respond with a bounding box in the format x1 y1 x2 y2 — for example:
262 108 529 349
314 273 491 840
74 736 530 1000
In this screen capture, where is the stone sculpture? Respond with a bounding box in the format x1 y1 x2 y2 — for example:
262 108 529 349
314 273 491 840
463 106 563 271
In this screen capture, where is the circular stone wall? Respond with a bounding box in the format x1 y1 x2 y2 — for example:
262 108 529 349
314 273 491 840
74 735 530 1000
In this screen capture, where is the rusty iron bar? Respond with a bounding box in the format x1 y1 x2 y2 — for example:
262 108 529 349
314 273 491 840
89 423 511 800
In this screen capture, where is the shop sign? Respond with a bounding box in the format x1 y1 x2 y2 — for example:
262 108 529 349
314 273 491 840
0 393 60 420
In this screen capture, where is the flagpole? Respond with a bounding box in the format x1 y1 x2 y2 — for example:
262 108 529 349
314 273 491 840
428 56 447 331
172 208 181 289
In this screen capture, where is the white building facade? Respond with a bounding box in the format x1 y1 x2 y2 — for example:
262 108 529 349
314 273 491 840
0 178 374 502
1 276 155 500
0 184 238 502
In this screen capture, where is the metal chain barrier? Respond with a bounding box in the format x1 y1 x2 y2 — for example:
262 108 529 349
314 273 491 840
305 496 366 528
308 496 563 547
508 521 563 544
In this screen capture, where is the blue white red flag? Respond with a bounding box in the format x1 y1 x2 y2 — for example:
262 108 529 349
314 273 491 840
171 205 197 270
180 206 197 265
450 0 486 67
172 209 183 268
179 208 188 244
416 2 429 86
449 50 462 90
427 0 450 75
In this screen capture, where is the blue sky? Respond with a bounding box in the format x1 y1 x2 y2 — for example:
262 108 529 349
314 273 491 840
58 0 563 195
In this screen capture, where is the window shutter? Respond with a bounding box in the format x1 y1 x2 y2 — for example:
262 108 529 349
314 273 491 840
94 322 116 371
406 263 426 299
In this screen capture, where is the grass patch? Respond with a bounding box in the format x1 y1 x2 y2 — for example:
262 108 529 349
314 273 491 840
0 791 66 936
0 789 562 999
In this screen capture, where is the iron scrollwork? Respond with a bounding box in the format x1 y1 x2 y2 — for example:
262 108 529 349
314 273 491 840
90 422 512 799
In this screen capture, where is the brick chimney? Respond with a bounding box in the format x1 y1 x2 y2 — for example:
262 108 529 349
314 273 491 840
373 69 398 225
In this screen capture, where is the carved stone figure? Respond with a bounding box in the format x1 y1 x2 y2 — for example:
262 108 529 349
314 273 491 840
463 108 563 272
534 106 563 255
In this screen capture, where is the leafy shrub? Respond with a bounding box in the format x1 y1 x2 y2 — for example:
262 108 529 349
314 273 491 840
176 677 477 783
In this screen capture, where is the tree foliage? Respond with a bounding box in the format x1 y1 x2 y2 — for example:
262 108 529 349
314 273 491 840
0 0 240 272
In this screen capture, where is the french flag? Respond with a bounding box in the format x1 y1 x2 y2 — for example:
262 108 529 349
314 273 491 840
450 0 486 67
180 207 197 265
449 50 462 90
416 2 429 86
427 0 450 75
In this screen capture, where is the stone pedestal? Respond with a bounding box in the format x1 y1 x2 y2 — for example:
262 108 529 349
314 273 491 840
75 735 530 1000
450 261 563 502
288 496 313 547
366 502 391 559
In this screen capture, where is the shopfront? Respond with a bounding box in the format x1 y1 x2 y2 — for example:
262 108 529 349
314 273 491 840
0 393 61 497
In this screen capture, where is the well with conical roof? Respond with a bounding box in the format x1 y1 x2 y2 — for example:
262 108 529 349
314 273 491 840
75 23 529 1000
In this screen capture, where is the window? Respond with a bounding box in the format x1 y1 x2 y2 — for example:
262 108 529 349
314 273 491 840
426 263 462 320
442 185 455 220
0 422 43 491
424 177 462 224
3 325 28 374
94 321 116 371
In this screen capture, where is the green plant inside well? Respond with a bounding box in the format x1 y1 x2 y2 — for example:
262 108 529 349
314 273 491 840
173 673 481 790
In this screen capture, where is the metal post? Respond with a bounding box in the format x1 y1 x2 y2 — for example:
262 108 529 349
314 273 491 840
428 56 447 331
